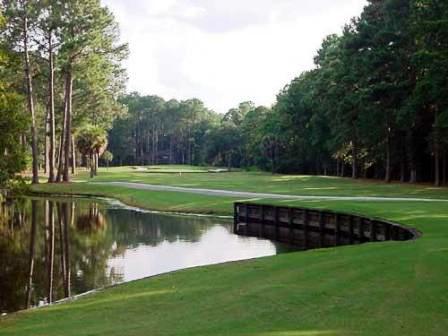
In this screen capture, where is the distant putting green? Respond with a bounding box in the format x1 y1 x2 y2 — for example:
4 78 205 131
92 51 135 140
2 166 448 335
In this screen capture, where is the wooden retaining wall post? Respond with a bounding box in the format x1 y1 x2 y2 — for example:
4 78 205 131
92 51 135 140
349 215 354 244
384 222 391 241
233 202 416 247
303 209 308 248
393 225 399 241
370 221 377 242
319 212 325 247
359 218 365 241
275 206 280 240
335 213 340 245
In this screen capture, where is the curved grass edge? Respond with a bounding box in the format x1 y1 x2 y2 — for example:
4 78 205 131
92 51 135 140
0 181 448 335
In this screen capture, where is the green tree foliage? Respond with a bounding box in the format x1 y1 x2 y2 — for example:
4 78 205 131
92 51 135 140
0 0 127 185
101 150 113 167
0 45 27 186
76 125 107 177
0 12 27 186
109 93 219 166
412 0 448 185
229 0 448 185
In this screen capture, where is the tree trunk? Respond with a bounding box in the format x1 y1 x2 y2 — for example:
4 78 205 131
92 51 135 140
95 152 99 175
56 132 65 182
47 201 55 303
62 203 71 297
155 130 159 164
400 159 406 183
44 106 50 175
406 130 417 183
90 153 95 178
48 31 56 183
433 107 441 187
151 126 156 165
434 141 440 187
26 200 38 308
442 151 447 186
169 137 174 164
146 131 150 164
385 132 392 183
63 69 73 182
57 203 67 289
23 14 39 184
352 139 358 179
71 135 76 175
56 83 69 182
134 126 138 164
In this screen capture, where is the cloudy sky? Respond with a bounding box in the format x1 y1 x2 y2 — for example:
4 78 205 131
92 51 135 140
102 0 367 113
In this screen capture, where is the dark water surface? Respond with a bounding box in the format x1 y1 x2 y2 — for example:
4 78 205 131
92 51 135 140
0 195 292 313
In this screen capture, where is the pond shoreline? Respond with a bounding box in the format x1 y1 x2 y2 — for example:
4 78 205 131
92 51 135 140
27 190 233 219
2 191 286 315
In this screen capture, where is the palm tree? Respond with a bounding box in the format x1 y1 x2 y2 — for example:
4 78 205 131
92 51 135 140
76 126 108 178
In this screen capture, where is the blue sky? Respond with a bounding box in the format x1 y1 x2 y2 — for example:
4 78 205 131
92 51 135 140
103 0 367 113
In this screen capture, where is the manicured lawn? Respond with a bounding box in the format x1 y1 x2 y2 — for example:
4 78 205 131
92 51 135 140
1 199 447 336
30 182 238 216
70 165 448 199
2 166 448 335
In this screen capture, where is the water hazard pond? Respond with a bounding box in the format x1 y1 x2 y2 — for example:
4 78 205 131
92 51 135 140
0 195 293 313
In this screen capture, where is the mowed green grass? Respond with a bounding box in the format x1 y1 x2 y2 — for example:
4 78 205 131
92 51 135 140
71 165 448 199
2 166 448 335
1 200 448 336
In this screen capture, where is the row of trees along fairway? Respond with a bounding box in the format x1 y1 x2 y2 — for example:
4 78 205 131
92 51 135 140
108 0 448 186
0 0 127 184
0 10 27 187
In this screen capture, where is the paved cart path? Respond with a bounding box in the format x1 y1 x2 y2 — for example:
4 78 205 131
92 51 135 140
92 181 448 202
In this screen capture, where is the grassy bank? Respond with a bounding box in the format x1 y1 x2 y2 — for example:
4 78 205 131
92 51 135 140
2 166 448 335
30 182 239 216
69 165 448 199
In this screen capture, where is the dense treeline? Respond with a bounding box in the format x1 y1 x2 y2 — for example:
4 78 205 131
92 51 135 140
1 0 447 186
274 0 448 185
0 13 27 186
271 0 448 185
0 0 127 185
108 95 273 168
109 0 448 186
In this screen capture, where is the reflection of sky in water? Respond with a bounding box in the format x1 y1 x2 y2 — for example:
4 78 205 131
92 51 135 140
107 225 277 282
0 196 287 313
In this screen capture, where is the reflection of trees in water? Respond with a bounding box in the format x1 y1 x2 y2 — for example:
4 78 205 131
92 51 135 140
76 202 106 232
70 201 121 294
0 195 31 312
0 197 229 313
0 197 119 313
106 210 222 249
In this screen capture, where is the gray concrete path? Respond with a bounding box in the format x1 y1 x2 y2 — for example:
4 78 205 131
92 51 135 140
92 181 448 202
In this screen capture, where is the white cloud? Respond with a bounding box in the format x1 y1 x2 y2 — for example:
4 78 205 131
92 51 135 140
103 0 367 113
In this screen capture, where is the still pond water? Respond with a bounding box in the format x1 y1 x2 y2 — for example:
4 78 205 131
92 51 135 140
0 196 292 313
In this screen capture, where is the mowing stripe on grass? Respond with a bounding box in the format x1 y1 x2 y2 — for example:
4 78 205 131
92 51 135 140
93 182 448 202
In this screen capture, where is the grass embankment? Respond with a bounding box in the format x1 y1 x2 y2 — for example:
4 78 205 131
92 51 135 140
31 165 448 217
2 166 448 335
72 165 448 198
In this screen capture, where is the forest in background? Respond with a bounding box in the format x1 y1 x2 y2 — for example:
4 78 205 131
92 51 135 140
1 0 448 186
109 0 448 185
